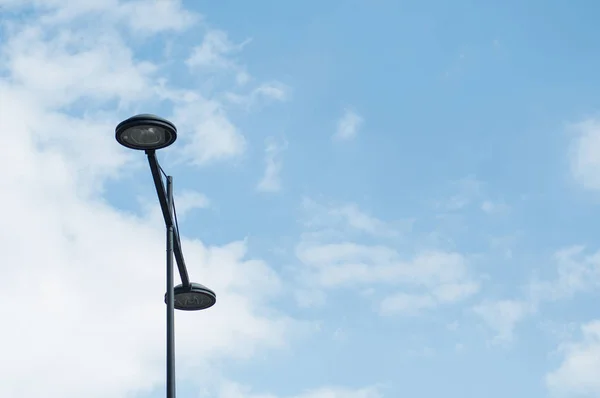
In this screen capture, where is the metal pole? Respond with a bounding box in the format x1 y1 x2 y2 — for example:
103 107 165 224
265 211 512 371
146 150 190 287
166 176 176 398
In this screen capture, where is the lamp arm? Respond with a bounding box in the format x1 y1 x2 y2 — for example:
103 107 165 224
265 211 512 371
145 150 190 287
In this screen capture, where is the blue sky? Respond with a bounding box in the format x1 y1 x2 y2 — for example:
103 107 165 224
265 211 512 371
2 1 600 397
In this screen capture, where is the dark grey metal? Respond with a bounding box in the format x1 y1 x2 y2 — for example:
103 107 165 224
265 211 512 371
166 282 217 311
114 114 217 398
115 114 177 150
146 150 190 287
166 176 176 398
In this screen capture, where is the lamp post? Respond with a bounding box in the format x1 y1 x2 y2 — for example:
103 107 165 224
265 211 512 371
115 114 216 398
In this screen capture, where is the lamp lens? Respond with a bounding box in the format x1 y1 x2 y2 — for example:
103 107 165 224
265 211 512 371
123 126 167 147
175 292 213 310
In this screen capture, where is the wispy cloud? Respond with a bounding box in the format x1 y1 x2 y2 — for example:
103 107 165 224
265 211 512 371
257 137 288 193
333 108 363 141
480 200 510 215
473 299 532 344
9 0 198 33
379 293 437 316
569 118 600 191
224 81 290 109
474 245 600 344
434 176 483 211
295 198 480 314
546 321 600 397
171 93 247 166
174 190 210 216
218 381 383 398
185 29 289 116
301 198 402 238
186 29 252 84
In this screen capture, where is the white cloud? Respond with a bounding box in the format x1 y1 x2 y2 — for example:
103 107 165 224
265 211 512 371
117 0 198 34
138 189 210 224
297 244 473 289
185 29 282 103
435 176 483 211
473 245 600 344
223 81 291 111
294 288 327 308
569 118 600 191
0 145 300 396
257 137 287 193
225 81 290 109
331 204 397 237
171 93 247 165
217 382 383 398
174 30 289 165
175 190 211 215
433 280 480 302
296 199 480 315
0 0 197 34
473 299 532 344
379 293 437 316
480 200 510 214
432 175 511 224
1 2 260 170
333 109 363 141
546 321 600 397
529 245 600 302
301 198 400 238
0 3 327 397
379 276 479 316
186 29 249 71
253 82 289 101
3 25 156 108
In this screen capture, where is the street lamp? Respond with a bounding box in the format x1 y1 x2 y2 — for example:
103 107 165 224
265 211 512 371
116 114 216 398
116 113 177 150
170 282 216 311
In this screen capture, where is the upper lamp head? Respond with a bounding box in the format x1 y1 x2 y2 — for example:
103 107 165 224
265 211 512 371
166 282 217 311
115 114 177 150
